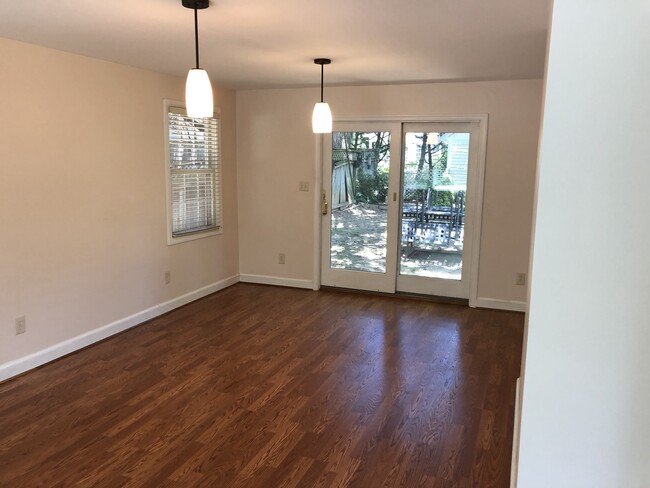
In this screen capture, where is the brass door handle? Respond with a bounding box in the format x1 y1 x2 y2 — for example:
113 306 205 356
322 190 328 215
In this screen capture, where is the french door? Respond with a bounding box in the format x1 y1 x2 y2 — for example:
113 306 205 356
320 122 402 292
321 119 483 300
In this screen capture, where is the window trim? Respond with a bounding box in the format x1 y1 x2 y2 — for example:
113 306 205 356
163 99 223 245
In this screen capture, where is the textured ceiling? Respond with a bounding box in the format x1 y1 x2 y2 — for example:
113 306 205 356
0 0 550 89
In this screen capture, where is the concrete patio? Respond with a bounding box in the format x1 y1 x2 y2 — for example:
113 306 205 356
329 203 463 280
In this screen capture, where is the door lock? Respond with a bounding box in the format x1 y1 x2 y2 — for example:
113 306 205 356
321 190 328 215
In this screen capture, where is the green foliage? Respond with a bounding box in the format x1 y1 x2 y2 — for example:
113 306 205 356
432 190 453 208
355 169 389 204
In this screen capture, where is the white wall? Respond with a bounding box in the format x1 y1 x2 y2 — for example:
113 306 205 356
237 80 543 304
517 1 650 486
0 38 239 375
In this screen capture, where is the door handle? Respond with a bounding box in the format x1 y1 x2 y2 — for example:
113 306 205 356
322 190 328 215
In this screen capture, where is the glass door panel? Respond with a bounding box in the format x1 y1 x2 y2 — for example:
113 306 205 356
330 131 390 273
321 122 401 293
400 131 468 280
397 122 479 299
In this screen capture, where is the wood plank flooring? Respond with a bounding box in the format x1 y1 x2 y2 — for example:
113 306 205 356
0 283 523 487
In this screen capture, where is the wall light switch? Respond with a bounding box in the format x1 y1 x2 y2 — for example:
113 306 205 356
299 181 309 192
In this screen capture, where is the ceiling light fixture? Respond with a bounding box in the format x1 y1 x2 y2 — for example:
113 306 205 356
312 58 332 134
183 0 213 118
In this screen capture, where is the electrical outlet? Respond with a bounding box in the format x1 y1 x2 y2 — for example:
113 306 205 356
278 253 286 265
516 273 527 286
299 181 309 192
15 316 26 335
165 271 171 285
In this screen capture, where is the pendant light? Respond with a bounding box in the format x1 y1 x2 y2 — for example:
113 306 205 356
312 58 332 134
183 0 213 118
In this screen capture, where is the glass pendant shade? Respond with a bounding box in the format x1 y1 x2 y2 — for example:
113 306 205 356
185 68 213 118
312 102 332 133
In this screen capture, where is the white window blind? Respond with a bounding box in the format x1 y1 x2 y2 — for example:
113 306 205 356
168 106 221 238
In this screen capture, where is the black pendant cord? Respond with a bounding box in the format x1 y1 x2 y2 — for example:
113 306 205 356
194 8 200 69
314 59 331 103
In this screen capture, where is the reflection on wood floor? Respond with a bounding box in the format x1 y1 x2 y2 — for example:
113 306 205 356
0 283 523 487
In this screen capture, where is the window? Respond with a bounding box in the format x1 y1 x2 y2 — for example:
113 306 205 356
164 101 222 243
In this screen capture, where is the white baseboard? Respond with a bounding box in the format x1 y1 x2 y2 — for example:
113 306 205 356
511 377 522 488
0 274 240 382
475 297 527 312
239 274 313 290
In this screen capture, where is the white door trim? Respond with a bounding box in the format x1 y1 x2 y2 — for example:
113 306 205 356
313 114 488 308
313 135 323 291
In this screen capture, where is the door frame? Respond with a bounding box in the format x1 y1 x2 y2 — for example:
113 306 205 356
313 114 488 308
397 121 481 300
319 122 402 293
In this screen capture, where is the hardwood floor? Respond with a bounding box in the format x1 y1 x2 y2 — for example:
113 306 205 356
0 284 523 487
